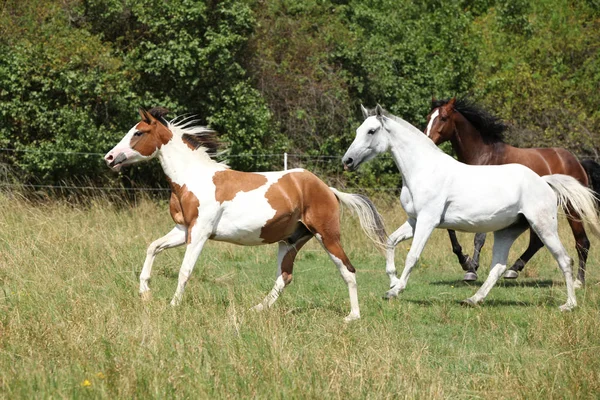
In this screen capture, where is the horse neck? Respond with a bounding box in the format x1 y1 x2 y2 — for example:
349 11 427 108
157 137 221 182
452 113 505 165
387 118 446 183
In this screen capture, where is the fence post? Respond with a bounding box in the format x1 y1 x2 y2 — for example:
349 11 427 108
284 152 288 171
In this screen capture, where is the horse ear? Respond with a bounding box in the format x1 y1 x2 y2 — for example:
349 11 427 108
138 108 152 124
360 104 369 119
375 104 384 117
447 97 457 108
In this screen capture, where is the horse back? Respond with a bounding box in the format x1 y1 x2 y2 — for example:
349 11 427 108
503 146 588 186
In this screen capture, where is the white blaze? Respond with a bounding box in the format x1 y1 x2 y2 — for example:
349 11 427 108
425 109 439 137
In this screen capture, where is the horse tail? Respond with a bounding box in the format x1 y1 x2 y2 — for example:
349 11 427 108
581 159 600 212
542 174 600 238
329 187 388 249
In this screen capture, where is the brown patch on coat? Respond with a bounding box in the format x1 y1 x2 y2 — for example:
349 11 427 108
129 109 174 156
213 170 268 203
260 170 356 273
167 177 200 244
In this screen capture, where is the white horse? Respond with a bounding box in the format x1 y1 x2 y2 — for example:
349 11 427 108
342 105 600 310
104 107 386 321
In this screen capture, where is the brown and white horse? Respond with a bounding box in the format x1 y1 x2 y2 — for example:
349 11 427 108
104 107 386 321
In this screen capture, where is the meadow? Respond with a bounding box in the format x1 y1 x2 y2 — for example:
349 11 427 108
0 191 599 399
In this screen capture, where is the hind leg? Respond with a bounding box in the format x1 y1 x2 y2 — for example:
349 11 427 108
139 225 187 299
566 218 590 288
528 216 577 311
464 225 527 306
252 231 312 312
314 233 361 322
504 228 543 280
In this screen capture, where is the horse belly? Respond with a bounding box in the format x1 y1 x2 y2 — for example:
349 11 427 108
439 202 521 233
211 197 278 245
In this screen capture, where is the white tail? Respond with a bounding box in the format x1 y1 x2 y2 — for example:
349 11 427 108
329 187 387 249
543 174 600 238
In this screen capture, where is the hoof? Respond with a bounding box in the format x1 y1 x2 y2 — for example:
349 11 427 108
382 291 398 300
503 270 519 279
140 291 152 301
463 271 478 282
461 298 479 307
344 313 360 323
559 303 576 312
574 279 583 289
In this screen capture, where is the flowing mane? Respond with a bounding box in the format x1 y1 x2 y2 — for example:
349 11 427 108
169 116 221 156
145 107 223 160
431 98 507 143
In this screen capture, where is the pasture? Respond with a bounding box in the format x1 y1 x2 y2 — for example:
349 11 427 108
1 192 599 399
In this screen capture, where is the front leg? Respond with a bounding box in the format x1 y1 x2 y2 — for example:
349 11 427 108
385 218 436 299
139 225 186 299
385 219 416 291
170 225 211 307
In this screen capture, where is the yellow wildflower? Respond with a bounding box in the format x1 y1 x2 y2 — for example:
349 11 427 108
81 379 92 387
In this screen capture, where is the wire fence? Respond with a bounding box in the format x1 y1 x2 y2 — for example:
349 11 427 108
2 146 597 195
0 147 401 194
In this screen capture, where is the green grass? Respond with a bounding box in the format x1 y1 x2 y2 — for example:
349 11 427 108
1 193 600 399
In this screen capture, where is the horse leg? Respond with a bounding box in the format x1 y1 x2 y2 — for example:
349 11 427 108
463 233 487 282
384 218 435 299
464 225 527 306
386 219 416 293
504 228 543 280
311 233 361 322
567 218 590 288
251 231 312 312
139 225 187 300
528 216 577 311
170 226 211 307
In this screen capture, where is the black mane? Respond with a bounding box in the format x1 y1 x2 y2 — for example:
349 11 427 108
431 98 507 143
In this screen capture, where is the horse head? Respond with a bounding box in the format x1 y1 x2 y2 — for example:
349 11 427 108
104 107 173 171
425 97 457 145
342 104 390 171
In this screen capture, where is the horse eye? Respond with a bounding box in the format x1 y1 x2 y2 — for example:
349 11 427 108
368 129 376 135
134 131 144 137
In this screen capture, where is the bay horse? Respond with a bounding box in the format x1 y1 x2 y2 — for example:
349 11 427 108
104 107 386 322
426 98 600 286
342 105 600 310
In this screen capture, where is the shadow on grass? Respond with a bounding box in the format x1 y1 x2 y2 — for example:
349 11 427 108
401 298 536 307
429 279 557 288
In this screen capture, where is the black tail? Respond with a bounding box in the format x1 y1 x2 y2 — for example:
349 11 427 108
581 159 600 211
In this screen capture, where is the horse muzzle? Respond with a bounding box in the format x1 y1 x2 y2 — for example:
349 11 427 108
105 152 128 171
342 156 358 172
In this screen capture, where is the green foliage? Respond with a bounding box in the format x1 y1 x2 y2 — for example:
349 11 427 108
0 0 136 183
472 0 600 157
0 0 598 188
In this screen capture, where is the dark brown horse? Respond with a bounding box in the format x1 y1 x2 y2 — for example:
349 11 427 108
425 98 600 286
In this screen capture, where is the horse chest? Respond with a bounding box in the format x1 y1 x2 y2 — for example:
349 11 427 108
400 186 416 217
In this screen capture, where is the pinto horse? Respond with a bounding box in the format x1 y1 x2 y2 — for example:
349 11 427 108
426 98 600 286
342 105 600 310
104 108 386 321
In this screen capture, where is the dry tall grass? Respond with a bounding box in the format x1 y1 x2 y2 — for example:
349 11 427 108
1 192 599 398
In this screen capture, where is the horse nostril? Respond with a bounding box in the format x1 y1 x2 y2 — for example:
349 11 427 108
345 157 354 166
106 154 113 161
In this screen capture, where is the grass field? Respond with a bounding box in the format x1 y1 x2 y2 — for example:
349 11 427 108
1 191 600 399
